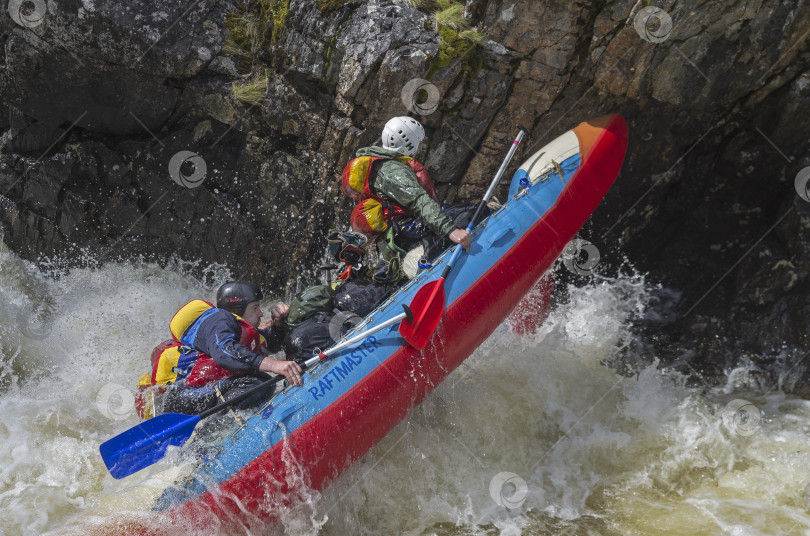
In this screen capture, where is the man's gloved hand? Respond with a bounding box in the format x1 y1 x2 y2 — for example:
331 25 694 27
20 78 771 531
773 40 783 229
448 228 471 251
260 303 290 330
259 356 303 386
270 303 289 325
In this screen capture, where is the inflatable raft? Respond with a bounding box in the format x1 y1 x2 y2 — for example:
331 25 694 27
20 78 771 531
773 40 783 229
102 114 628 530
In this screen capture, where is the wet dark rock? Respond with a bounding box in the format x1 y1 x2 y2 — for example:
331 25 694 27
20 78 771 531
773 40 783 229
1 108 65 155
0 0 808 391
207 56 241 78
0 0 225 141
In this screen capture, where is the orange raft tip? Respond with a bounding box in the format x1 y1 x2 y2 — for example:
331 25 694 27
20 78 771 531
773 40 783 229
573 114 628 160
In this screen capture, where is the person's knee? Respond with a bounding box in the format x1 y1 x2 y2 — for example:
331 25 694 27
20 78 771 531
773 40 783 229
219 376 275 409
162 382 218 415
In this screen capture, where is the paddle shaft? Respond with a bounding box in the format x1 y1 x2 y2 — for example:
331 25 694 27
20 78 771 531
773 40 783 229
100 311 412 479
315 312 406 360
440 126 529 279
398 125 530 349
197 375 282 419
197 312 407 419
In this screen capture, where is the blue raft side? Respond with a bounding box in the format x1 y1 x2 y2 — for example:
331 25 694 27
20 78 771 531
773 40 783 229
508 154 581 199
155 152 583 509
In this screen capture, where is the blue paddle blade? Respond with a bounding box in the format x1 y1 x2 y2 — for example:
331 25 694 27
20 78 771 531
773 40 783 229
100 413 201 479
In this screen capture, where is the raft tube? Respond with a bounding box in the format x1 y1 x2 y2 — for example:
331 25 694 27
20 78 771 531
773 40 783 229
145 114 629 530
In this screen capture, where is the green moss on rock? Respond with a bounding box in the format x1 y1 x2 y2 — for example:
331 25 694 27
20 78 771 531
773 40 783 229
428 25 483 78
265 0 289 46
409 0 483 78
232 71 269 106
222 0 291 75
317 0 346 14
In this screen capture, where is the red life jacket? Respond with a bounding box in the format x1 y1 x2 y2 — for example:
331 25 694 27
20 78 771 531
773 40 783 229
341 155 439 237
184 319 266 387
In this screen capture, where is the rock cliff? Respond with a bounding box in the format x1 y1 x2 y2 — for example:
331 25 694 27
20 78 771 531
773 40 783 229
0 0 808 388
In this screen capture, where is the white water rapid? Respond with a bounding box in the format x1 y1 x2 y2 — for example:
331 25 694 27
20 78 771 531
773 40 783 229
1 239 809 536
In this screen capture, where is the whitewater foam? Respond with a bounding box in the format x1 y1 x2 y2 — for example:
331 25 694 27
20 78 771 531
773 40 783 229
2 241 809 535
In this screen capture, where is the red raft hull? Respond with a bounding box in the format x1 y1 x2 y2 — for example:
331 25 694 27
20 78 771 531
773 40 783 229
163 114 629 532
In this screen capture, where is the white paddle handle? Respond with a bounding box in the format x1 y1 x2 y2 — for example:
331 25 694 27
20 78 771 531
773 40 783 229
307 311 408 368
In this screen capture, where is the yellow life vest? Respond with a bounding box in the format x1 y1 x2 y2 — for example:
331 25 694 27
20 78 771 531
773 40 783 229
139 299 266 387
341 155 440 237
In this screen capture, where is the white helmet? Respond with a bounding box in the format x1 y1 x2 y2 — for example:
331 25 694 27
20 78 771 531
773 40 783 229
381 116 425 156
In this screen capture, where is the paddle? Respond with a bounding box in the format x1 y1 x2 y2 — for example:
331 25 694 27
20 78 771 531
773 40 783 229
399 126 529 350
100 308 413 479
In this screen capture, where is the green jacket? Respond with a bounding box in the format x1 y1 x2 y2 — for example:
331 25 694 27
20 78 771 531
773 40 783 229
355 146 455 238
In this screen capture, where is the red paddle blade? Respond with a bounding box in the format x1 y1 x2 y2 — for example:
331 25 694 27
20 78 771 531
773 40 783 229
399 279 446 350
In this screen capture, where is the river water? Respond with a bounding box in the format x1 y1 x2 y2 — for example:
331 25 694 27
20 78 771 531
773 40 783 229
2 238 809 536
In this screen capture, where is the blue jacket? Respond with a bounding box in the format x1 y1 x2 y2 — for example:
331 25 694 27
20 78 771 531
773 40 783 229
189 309 286 373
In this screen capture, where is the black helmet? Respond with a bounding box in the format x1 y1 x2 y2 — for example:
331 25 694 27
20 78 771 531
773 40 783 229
216 281 263 316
